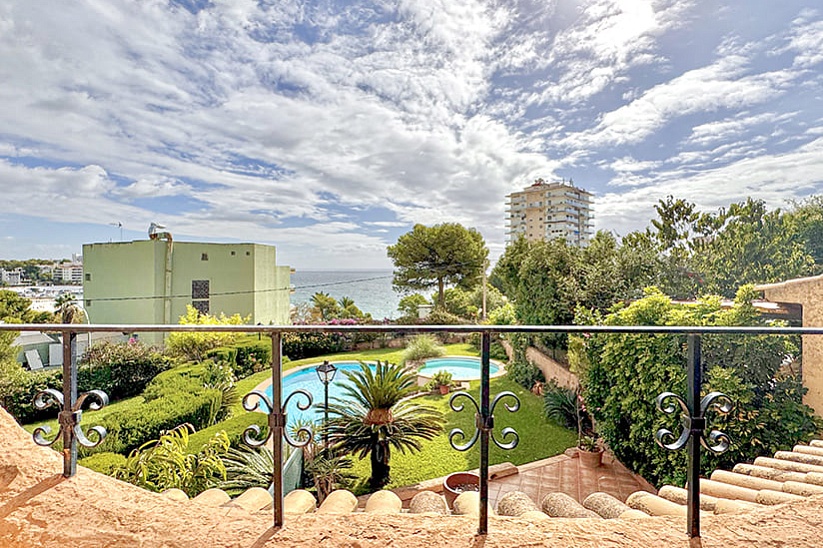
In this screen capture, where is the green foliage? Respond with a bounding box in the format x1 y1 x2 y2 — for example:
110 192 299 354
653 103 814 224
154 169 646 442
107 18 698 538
507 357 544 390
203 360 239 423
79 452 128 476
387 223 489 309
282 332 349 360
79 340 171 401
165 305 247 361
576 287 821 487
419 307 467 325
303 449 356 503
439 287 475 318
0 290 50 323
425 370 453 391
397 293 429 318
0 365 62 424
488 302 516 325
116 424 230 497
220 444 275 496
400 334 446 365
311 292 342 321
325 361 444 489
542 382 579 429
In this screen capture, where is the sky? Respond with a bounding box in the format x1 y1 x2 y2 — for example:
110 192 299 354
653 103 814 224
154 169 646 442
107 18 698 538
0 0 821 270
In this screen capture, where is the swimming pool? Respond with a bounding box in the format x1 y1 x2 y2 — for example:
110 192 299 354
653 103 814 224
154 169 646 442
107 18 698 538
262 362 368 427
262 356 500 428
418 356 500 380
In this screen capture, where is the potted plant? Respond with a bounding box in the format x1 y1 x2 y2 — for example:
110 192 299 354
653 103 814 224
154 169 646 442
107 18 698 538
427 370 454 395
575 389 602 467
577 434 603 468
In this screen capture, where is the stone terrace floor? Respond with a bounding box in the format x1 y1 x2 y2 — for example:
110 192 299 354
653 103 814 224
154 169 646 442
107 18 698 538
487 449 655 509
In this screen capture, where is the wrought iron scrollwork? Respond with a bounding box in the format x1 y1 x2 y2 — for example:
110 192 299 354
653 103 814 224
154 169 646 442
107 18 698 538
32 389 109 448
448 390 520 452
242 389 313 448
655 391 733 454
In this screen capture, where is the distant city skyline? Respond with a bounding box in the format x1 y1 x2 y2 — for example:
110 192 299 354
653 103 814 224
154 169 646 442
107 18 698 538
0 1 821 269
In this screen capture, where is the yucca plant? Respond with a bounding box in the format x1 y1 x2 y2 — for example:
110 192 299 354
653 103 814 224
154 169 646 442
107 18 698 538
219 444 275 497
323 360 444 489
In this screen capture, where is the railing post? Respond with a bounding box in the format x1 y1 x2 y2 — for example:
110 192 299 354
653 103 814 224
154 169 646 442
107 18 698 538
478 331 491 535
62 330 78 477
686 334 701 539
655 333 732 540
271 331 284 529
447 330 519 536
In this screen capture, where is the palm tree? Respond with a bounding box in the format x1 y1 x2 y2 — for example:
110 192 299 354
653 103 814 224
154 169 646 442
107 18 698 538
54 293 85 324
323 361 444 489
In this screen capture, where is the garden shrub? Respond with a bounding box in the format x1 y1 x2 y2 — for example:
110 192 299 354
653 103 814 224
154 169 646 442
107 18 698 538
400 334 445 365
93 388 222 455
507 359 544 390
78 340 171 400
206 346 238 368
576 286 822 487
0 366 61 424
282 332 348 360
234 341 271 378
79 452 127 475
165 305 247 361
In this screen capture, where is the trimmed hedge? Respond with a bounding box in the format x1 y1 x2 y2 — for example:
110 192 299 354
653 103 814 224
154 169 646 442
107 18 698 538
93 388 222 455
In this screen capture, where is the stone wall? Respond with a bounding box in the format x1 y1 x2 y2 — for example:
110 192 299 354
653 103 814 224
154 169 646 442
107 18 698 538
501 340 579 389
758 274 823 416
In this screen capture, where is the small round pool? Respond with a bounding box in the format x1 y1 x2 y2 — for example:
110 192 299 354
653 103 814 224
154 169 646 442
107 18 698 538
418 356 499 380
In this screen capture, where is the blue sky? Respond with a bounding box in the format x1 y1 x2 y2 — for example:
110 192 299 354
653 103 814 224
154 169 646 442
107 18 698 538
0 0 821 269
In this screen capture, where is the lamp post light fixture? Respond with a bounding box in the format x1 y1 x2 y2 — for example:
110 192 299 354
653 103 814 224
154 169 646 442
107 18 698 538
315 360 337 452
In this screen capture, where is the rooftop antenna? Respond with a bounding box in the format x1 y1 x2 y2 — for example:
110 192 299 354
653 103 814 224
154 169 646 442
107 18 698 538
109 222 123 241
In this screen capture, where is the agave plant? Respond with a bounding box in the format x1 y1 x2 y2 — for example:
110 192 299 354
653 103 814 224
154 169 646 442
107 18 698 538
323 360 444 489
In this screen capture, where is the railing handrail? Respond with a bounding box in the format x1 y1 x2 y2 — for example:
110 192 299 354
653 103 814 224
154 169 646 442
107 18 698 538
1 323 819 335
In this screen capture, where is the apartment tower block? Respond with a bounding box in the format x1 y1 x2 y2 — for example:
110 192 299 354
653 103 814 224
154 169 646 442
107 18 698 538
506 179 594 247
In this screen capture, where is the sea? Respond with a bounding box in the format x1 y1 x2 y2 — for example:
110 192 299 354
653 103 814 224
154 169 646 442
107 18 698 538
290 270 401 320
8 272 402 321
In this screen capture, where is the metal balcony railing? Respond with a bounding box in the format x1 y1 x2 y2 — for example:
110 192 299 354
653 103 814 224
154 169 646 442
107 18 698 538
3 322 823 539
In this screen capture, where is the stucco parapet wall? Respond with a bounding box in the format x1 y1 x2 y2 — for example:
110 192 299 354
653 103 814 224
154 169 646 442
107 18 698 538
5 404 823 547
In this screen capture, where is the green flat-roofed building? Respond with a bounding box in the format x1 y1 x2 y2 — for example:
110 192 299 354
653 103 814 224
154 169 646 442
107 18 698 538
82 240 290 342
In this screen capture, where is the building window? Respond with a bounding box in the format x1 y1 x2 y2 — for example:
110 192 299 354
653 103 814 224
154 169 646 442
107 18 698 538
192 280 210 299
84 300 92 307
85 273 91 282
231 251 236 256
201 253 209 261
245 251 251 256
192 300 209 315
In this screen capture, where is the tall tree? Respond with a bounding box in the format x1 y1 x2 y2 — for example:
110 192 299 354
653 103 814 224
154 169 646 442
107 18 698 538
387 223 488 309
324 361 443 489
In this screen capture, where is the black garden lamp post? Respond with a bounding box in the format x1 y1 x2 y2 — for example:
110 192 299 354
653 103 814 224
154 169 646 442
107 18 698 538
315 360 337 451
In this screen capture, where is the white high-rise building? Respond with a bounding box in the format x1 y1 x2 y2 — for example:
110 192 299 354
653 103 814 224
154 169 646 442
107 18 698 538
506 179 594 247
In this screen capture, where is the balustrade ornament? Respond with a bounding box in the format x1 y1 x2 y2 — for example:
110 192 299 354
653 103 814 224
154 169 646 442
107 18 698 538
31 388 109 448
448 390 520 452
241 389 314 448
655 391 733 453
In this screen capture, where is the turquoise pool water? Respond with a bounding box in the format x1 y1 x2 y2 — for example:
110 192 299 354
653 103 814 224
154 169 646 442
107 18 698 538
263 357 494 428
263 362 370 427
418 357 498 380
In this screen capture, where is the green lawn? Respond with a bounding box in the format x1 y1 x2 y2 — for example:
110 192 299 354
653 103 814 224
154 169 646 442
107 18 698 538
346 375 577 493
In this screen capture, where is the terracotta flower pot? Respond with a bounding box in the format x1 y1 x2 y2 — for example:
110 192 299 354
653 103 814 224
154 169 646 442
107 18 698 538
443 472 480 508
439 384 450 395
578 447 603 468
